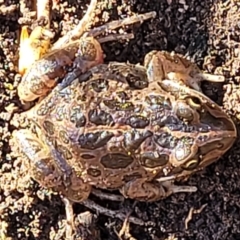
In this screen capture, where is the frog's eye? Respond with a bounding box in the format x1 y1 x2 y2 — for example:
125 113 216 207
187 97 202 110
181 159 199 170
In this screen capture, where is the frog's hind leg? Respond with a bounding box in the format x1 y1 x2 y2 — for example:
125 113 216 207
120 178 197 202
57 11 156 90
12 128 92 201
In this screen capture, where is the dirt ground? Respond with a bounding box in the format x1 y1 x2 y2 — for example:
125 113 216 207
1 0 240 239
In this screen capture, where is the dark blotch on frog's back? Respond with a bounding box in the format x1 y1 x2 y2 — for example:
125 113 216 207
100 153 134 169
88 109 114 126
70 106 87 128
43 120 55 135
103 99 135 111
140 152 169 168
90 79 109 92
154 132 178 149
78 131 114 150
81 154 96 159
87 168 102 177
123 130 153 151
125 115 149 128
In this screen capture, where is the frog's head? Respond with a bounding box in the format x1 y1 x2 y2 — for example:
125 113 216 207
150 78 237 175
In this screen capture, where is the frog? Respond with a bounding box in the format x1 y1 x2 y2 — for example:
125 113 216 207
12 0 237 238
11 49 237 204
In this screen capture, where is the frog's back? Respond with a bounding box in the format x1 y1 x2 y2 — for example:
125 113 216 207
28 63 236 190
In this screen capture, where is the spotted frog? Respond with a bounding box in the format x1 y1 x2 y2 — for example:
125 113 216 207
11 50 237 203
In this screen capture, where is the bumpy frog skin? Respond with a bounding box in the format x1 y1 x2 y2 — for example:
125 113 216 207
12 50 237 203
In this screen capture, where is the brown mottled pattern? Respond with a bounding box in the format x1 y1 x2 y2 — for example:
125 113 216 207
24 61 236 191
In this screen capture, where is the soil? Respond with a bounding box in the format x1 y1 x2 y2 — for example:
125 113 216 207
0 0 240 239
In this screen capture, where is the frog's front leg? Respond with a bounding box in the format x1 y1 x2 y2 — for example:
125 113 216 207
11 129 92 201
120 178 197 202
144 50 225 92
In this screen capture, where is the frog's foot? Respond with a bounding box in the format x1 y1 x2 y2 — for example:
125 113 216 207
184 71 225 93
19 0 53 75
75 211 100 240
195 72 225 83
116 203 137 240
63 194 145 239
62 197 75 239
120 178 197 202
